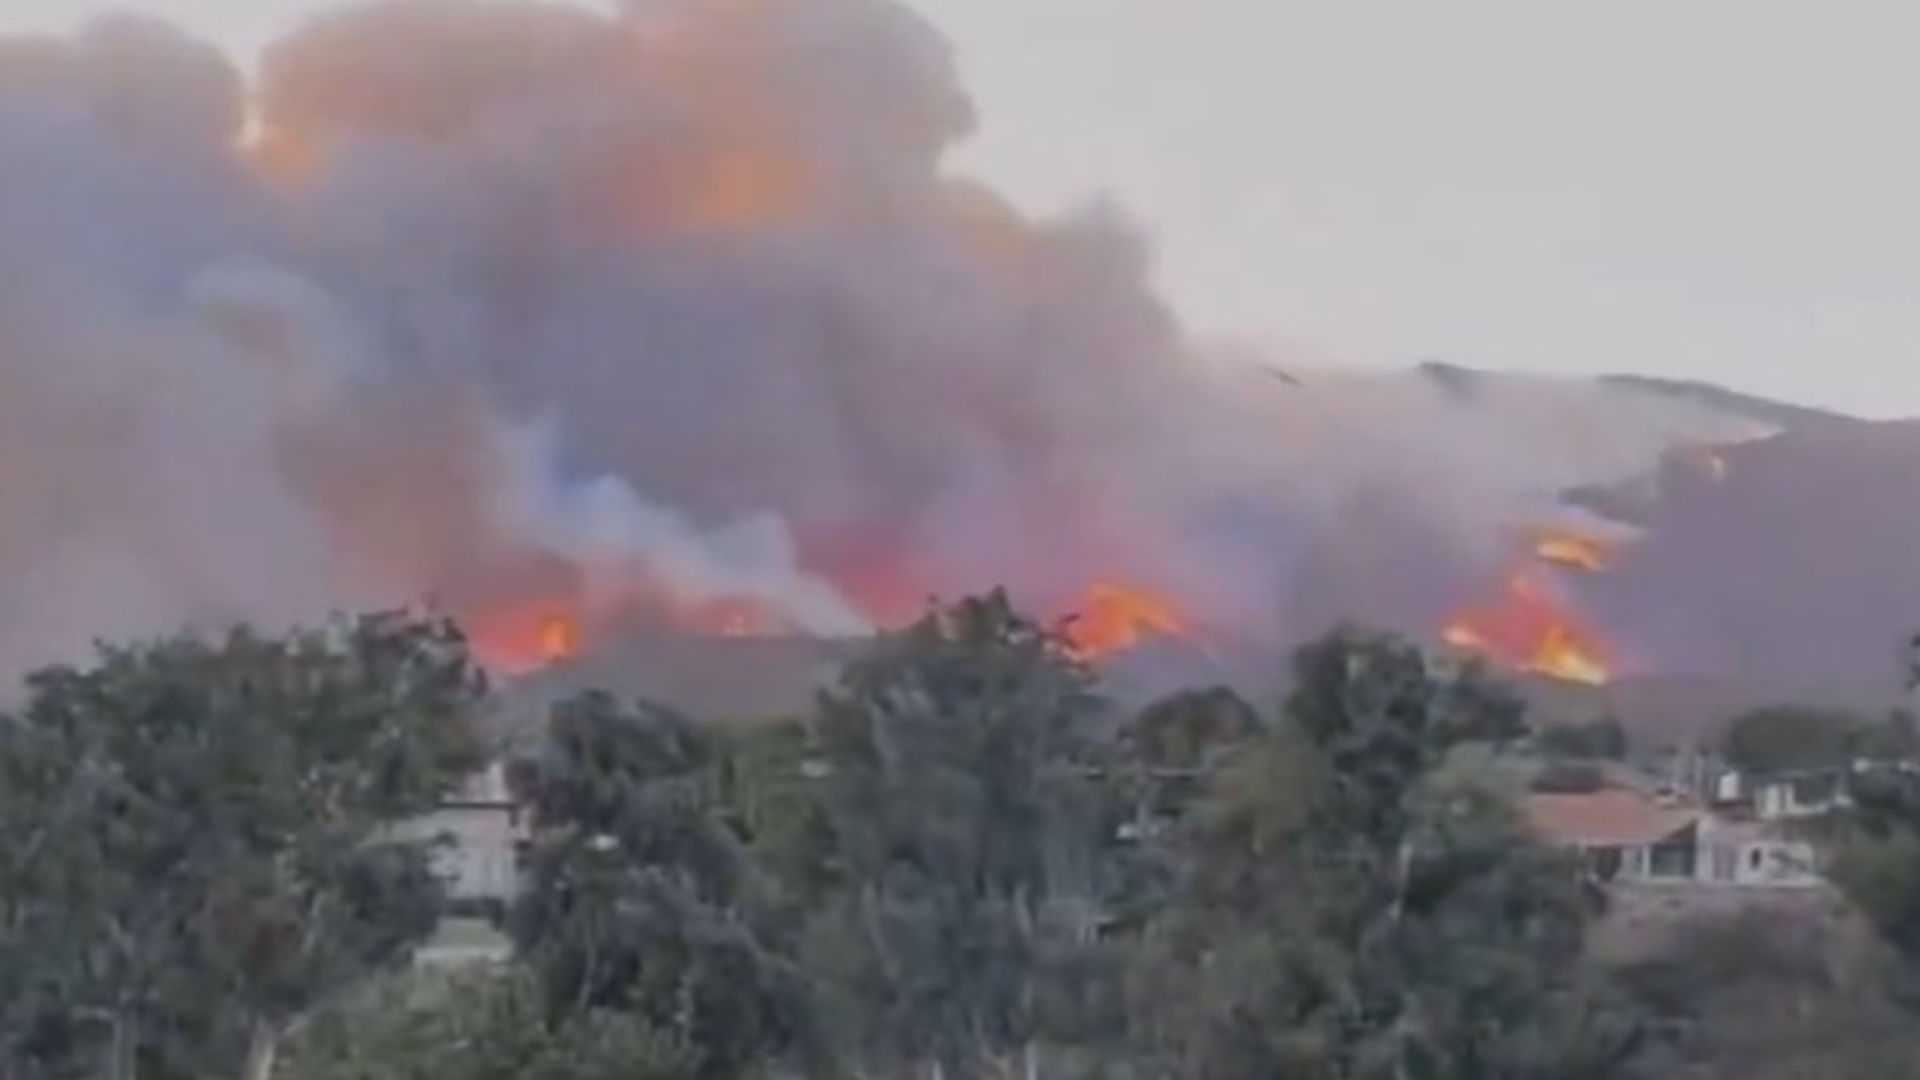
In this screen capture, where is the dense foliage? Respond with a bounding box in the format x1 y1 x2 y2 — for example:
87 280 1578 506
1536 716 1628 761
8 599 1920 1078
0 611 488 1080
1721 706 1915 775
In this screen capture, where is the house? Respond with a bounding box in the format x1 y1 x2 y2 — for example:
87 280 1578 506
1711 758 1919 822
1525 789 1703 884
1525 787 1819 889
1694 816 1820 887
1704 761 1853 821
1749 767 1853 820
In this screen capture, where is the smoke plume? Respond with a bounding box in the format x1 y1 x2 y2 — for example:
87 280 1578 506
0 0 1799 685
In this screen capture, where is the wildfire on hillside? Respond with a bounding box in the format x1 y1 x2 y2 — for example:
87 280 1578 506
1442 570 1614 685
460 584 794 674
1531 529 1613 574
461 575 1197 675
462 602 580 676
1437 518 1629 684
1060 582 1193 661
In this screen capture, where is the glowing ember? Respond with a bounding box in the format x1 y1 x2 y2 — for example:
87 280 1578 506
1063 582 1191 660
1442 571 1613 685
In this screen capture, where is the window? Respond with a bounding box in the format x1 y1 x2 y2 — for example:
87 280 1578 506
1650 840 1695 878
1748 848 1762 870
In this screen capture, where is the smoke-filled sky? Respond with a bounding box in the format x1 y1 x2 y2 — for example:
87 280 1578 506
0 0 1910 702
6 0 1917 420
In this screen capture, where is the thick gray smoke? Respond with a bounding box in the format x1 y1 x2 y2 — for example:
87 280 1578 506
1583 420 1920 689
0 0 1795 685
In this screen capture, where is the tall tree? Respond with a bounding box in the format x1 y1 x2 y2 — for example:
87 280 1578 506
799 590 1115 1079
1131 629 1640 1079
0 611 487 1080
1096 687 1267 936
507 691 811 1080
1616 908 1918 1079
1722 706 1867 774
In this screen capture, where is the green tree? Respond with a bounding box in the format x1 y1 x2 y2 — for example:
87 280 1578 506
0 611 487 1080
799 590 1117 1079
507 691 811 1080
1722 707 1865 774
1531 761 1607 794
1617 909 1919 1079
1537 717 1628 761
1825 765 1920 965
1107 687 1265 827
1096 687 1266 937
280 965 698 1080
1131 629 1639 1079
714 717 843 931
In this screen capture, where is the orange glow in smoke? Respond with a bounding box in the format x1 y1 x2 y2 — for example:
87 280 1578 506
1062 582 1191 660
671 145 812 231
539 614 580 663
241 117 320 188
1442 571 1613 685
240 2 822 229
1531 623 1611 686
612 3 819 233
461 587 788 674
1530 529 1613 574
463 602 583 676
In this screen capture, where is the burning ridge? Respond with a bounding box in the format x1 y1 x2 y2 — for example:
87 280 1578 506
0 0 1867 690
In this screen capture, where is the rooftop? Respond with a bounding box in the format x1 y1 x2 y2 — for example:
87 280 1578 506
1525 788 1699 847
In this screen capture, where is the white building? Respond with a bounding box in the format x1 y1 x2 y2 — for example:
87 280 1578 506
1714 760 1918 822
391 761 526 966
1695 816 1819 887
1526 787 1819 889
1525 789 1703 884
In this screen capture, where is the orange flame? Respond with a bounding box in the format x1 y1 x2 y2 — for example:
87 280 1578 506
462 602 583 676
461 585 792 675
1532 623 1610 685
1063 582 1191 660
1442 571 1613 685
1532 530 1612 574
539 614 580 664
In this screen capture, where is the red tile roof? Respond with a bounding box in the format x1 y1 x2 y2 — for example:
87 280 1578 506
1525 789 1699 847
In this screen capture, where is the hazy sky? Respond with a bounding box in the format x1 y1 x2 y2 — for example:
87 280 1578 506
7 0 1917 418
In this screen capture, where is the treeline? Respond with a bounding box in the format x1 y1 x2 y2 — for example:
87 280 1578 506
3 595 1920 1078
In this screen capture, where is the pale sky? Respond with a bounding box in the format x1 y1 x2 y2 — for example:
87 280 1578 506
7 0 1918 418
